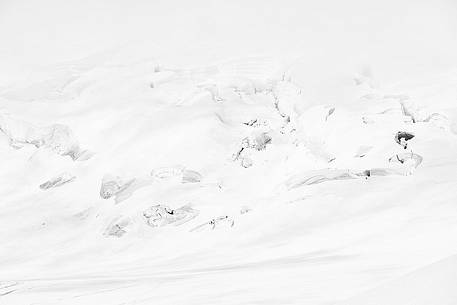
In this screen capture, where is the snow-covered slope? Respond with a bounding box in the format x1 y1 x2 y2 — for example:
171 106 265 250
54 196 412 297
1 1 457 304
338 254 457 305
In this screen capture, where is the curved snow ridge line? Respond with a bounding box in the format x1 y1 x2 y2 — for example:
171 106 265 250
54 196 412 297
0 50 118 102
0 281 19 295
285 156 424 190
337 254 457 305
9 252 356 285
285 169 362 190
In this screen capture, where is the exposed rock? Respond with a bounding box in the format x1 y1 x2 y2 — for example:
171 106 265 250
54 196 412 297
395 131 415 149
143 204 199 228
326 107 336 120
243 119 258 126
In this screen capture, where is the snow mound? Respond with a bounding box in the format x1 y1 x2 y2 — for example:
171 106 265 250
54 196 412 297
0 112 91 160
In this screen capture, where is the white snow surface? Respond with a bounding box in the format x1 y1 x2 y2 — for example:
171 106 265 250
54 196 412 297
1 0 457 304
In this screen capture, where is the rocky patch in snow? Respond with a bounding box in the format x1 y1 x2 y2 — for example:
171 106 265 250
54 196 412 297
190 215 235 232
39 172 76 190
395 131 415 149
99 174 146 203
143 204 199 228
232 131 273 168
388 152 423 175
104 217 131 238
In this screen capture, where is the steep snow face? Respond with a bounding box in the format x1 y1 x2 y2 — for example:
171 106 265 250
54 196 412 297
1 1 457 305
